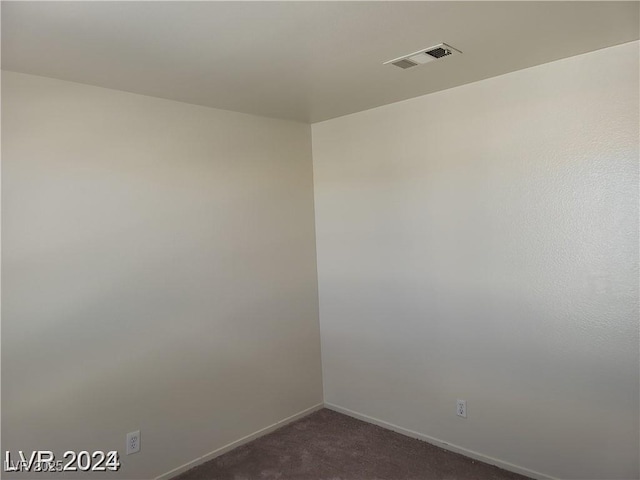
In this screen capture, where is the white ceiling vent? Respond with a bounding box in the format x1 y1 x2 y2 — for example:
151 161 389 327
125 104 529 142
384 43 461 69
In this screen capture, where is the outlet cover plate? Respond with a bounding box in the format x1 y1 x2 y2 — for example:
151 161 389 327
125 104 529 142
126 430 141 455
456 399 467 418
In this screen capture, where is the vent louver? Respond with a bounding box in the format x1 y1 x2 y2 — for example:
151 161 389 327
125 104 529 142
384 43 461 70
391 59 418 69
425 47 451 59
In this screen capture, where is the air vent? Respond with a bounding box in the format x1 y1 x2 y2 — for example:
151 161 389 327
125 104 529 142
425 47 451 59
384 43 461 69
391 59 418 69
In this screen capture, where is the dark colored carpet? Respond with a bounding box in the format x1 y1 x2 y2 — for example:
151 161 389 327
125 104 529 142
174 409 531 480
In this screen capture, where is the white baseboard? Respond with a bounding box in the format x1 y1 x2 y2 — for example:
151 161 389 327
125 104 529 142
155 403 324 480
155 401 557 480
324 402 558 480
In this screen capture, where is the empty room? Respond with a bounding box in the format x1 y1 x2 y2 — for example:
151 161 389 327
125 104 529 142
1 2 638 480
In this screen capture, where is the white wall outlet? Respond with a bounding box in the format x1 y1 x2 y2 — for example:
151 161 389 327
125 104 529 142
456 399 467 418
126 430 141 455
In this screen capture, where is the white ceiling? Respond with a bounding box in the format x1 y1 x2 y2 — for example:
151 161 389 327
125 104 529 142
2 1 638 123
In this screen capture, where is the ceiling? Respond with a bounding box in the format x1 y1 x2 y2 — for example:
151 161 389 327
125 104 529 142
2 1 638 123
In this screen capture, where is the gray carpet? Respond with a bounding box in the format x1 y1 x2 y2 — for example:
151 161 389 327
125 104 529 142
174 409 531 480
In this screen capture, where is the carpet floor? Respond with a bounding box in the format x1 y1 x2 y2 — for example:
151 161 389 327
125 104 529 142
174 409 532 480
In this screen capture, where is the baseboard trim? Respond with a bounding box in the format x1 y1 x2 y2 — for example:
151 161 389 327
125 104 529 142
324 402 558 480
155 403 324 480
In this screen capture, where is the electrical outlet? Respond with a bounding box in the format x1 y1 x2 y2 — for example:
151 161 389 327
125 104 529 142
456 399 467 418
126 430 141 455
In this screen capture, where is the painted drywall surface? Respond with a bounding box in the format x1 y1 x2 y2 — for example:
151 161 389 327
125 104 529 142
1 71 322 479
312 41 639 480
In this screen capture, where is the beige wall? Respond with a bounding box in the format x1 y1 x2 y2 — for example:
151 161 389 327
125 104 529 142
312 41 639 480
3 40 639 480
1 71 323 479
